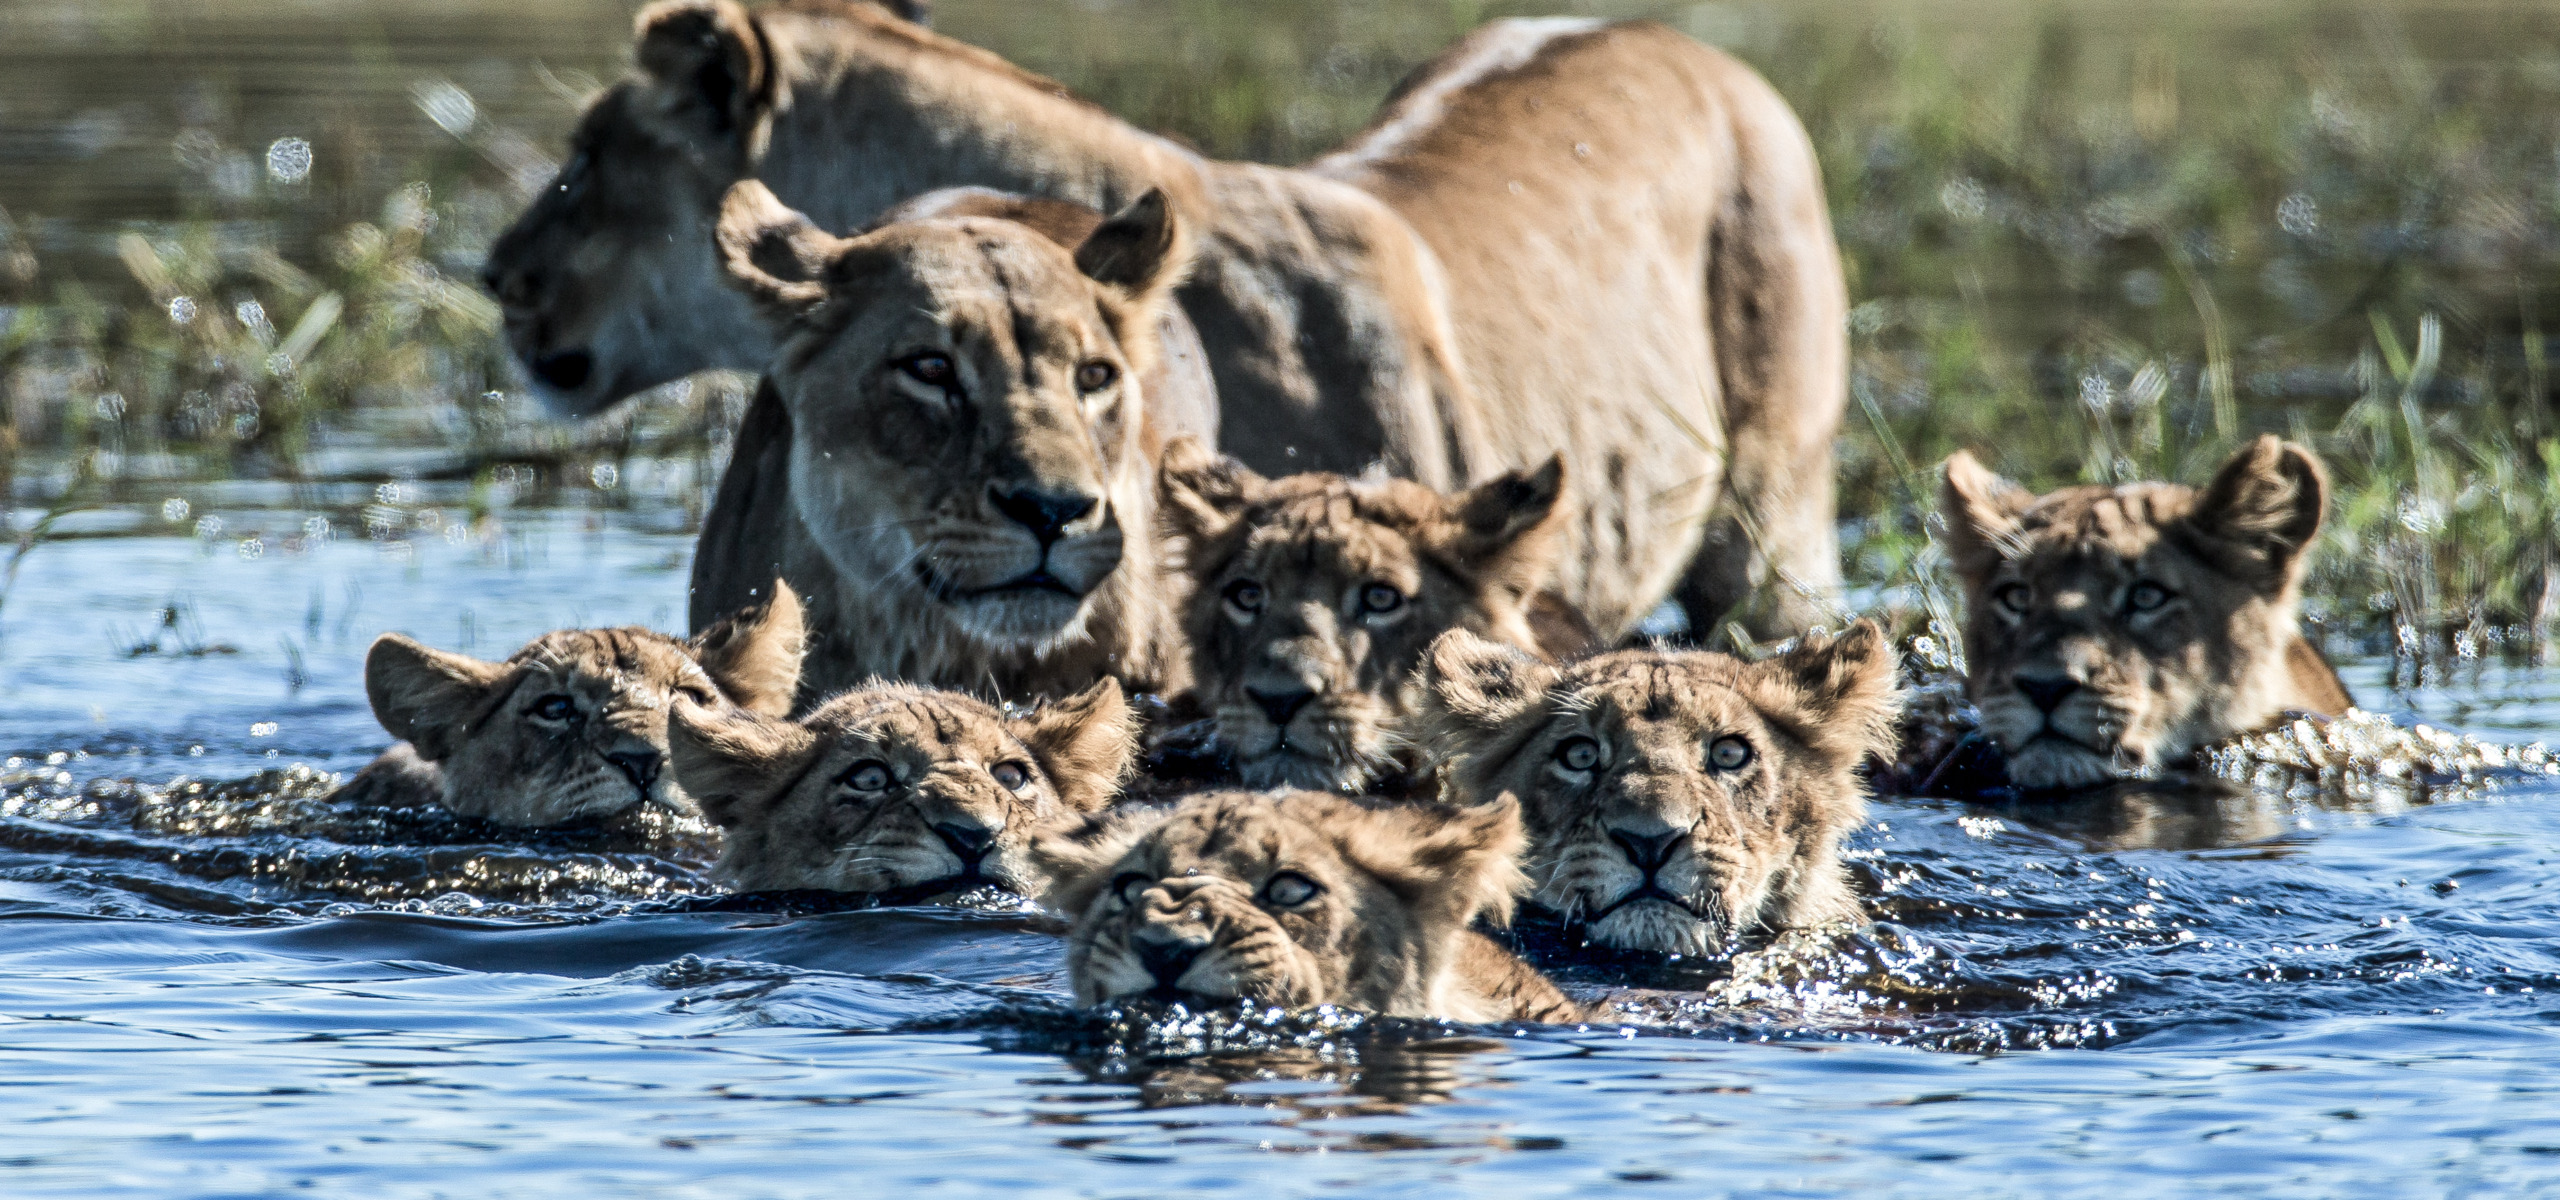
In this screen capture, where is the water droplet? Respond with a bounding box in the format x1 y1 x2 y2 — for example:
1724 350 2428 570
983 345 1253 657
264 137 312 184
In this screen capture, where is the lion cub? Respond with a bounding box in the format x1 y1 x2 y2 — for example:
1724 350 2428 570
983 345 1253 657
1940 435 2353 790
667 679 1137 900
1157 436 1574 791
1422 622 1898 956
343 585 805 827
1035 789 1580 1023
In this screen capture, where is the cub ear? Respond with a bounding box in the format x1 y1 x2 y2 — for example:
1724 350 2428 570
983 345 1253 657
1030 805 1169 918
1442 455 1567 590
2189 434 2328 588
1340 794 1531 929
633 0 770 146
691 579 805 718
365 635 512 763
1157 435 1265 547
1422 628 1556 732
715 180 841 322
664 698 821 830
1938 450 2033 581
1011 678 1138 812
1754 620 1900 764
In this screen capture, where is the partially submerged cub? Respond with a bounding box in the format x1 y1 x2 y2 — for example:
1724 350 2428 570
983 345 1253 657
668 679 1137 900
345 585 805 826
1036 789 1580 1023
1940 435 2352 790
1423 623 1897 956
1158 437 1574 791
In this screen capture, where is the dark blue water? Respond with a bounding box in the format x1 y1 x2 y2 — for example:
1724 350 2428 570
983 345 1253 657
7 499 2560 1196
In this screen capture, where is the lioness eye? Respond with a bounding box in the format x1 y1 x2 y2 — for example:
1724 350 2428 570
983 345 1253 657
1358 583 1405 615
1707 735 1754 771
1223 579 1265 614
1112 872 1152 906
991 761 1031 792
1074 360 1117 392
1261 871 1321 907
1554 736 1601 772
529 694 577 722
2127 582 2173 612
1994 583 2032 615
898 353 955 387
842 760 893 793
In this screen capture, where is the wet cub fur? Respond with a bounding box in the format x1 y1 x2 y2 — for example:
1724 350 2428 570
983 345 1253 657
1940 435 2352 790
668 679 1136 899
1158 436 1570 791
1035 789 1579 1023
346 585 804 827
1422 623 1897 956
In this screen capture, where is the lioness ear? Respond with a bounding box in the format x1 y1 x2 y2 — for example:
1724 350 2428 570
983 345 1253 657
1442 455 1568 589
690 579 805 718
715 180 840 322
1938 450 2032 581
1422 628 1556 732
1157 435 1264 546
1011 678 1138 812
1342 794 1531 929
664 698 821 830
1076 189 1187 299
1755 620 1900 764
633 0 770 146
365 635 512 763
1030 805 1169 917
2190 435 2328 588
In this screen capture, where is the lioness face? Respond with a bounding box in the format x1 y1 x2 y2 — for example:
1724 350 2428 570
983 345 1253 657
669 679 1136 898
1035 790 1528 1013
1941 437 2331 790
716 180 1185 651
363 586 804 827
1424 624 1895 955
1159 440 1566 791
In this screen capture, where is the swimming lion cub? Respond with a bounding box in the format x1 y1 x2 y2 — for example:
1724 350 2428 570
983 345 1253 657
1422 622 1897 956
1940 435 2353 790
343 585 805 826
668 679 1137 901
1036 789 1580 1023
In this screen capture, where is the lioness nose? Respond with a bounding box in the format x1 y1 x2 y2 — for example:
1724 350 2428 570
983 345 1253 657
605 750 661 791
1245 687 1315 728
989 485 1097 543
1608 827 1684 871
2015 675 2081 715
1132 933 1206 988
931 819 996 864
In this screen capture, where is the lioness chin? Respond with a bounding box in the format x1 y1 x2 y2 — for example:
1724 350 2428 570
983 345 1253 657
1940 435 2353 791
343 584 804 827
1035 789 1580 1024
1421 622 1897 957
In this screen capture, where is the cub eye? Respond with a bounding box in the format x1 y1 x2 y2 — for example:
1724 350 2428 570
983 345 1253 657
677 686 717 707
1074 360 1117 392
529 694 577 722
841 760 893 793
1112 871 1152 906
2127 581 2174 612
991 761 1031 792
1554 736 1601 773
1223 579 1265 614
1358 583 1405 615
1707 735 1754 772
1993 583 2032 616
1260 870 1322 907
898 353 956 388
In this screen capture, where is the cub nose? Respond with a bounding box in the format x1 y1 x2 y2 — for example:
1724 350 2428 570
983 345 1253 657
1608 827 1684 871
2015 675 2082 715
605 749 661 791
931 819 997 864
989 485 1098 543
1132 931 1206 989
1245 687 1315 728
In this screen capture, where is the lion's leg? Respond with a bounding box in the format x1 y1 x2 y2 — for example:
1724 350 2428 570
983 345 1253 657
688 377 796 633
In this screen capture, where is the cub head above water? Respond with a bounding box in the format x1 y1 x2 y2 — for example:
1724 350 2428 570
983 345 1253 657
1422 623 1897 956
353 585 805 827
1034 789 1579 1023
1158 437 1570 791
668 678 1137 900
1940 435 2352 791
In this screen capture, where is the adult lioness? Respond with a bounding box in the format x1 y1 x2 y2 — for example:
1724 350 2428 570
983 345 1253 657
1035 789 1580 1023
1421 622 1897 956
708 178 1186 701
342 585 804 826
667 678 1135 899
1939 436 2353 791
1157 436 1574 792
482 0 1848 640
